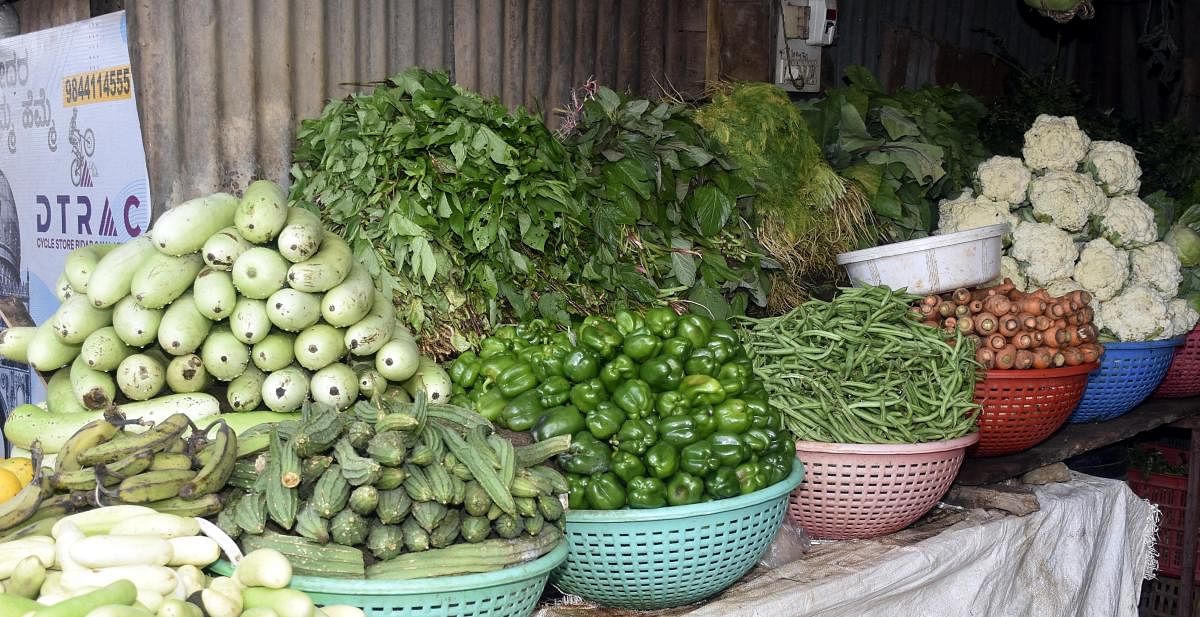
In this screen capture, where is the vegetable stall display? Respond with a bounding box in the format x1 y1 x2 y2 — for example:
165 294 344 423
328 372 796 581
448 311 796 509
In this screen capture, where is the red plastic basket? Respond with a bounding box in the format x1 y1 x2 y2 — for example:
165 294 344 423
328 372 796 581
971 363 1097 457
1154 323 1200 398
1128 467 1195 579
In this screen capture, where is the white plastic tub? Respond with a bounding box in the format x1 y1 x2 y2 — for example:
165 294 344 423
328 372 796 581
836 224 1007 295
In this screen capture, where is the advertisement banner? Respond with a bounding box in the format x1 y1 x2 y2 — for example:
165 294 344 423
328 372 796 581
0 12 151 452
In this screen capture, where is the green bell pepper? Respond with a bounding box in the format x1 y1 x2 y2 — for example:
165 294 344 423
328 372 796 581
500 390 544 432
704 339 735 365
710 319 740 347
448 351 480 387
639 355 684 392
613 310 646 337
675 313 713 348
735 462 767 495
567 473 590 510
666 472 704 506
585 472 627 510
559 431 612 475
614 418 657 455
714 399 751 434
656 391 689 416
680 441 715 476
705 466 740 499
622 330 662 363
531 346 567 381
479 353 517 381
569 378 608 413
691 406 717 439
742 427 772 453
537 376 571 408
744 397 771 429
684 349 718 377
760 451 793 487
585 402 626 440
610 450 647 483
717 361 751 397
627 476 667 509
709 432 748 467
644 442 679 479
496 362 539 398
612 379 654 417
580 322 623 360
599 354 638 392
475 388 507 423
479 338 509 359
532 405 586 442
644 307 679 339
660 336 694 360
681 374 726 406
656 415 699 447
562 348 600 383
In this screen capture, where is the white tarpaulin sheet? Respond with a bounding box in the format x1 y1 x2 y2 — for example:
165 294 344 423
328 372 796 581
539 473 1159 617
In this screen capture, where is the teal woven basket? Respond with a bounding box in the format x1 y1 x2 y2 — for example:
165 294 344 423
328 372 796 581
210 542 568 617
551 458 804 610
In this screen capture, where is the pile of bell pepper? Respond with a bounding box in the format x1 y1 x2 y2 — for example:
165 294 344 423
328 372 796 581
448 309 796 510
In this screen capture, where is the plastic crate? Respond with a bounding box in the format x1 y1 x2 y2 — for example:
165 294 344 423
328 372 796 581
1139 576 1200 617
1155 323 1200 398
1128 464 1196 581
1070 337 1185 423
971 364 1096 456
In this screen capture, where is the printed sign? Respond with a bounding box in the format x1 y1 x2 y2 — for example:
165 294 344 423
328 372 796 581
0 12 151 452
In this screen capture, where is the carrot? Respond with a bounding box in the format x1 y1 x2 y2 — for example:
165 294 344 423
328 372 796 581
1048 301 1067 318
957 317 975 335
922 294 940 307
969 299 984 314
1066 328 1083 347
952 288 971 305
995 345 1017 370
982 295 1011 316
1018 313 1038 331
1014 349 1035 370
1013 333 1034 349
1042 326 1064 348
938 301 957 318
1062 347 1084 366
1033 331 1044 344
1031 347 1052 369
1077 324 1098 343
1020 297 1046 315
998 316 1020 337
1078 306 1095 324
1079 343 1102 364
976 347 996 369
919 303 935 317
975 312 998 335
954 304 971 318
988 333 1007 350
1034 315 1053 331
1054 318 1068 329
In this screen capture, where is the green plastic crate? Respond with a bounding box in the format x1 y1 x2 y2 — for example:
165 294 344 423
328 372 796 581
551 458 805 610
211 541 567 617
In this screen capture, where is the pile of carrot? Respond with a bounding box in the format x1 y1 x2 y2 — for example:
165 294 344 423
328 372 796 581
915 279 1103 370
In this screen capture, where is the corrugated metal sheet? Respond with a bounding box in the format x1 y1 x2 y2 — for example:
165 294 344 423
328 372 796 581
13 0 89 33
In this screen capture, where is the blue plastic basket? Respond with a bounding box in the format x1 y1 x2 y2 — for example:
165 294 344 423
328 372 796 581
1069 337 1186 423
550 459 804 610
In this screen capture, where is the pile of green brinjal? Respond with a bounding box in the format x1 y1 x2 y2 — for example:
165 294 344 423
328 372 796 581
448 309 795 510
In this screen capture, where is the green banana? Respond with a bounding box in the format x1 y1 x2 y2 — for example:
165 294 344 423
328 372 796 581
179 422 237 500
54 418 119 473
77 413 192 466
115 469 198 503
148 452 195 472
50 449 155 491
0 469 50 532
138 494 223 517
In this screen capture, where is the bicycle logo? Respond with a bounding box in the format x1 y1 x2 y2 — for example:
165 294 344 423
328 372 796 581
68 108 95 187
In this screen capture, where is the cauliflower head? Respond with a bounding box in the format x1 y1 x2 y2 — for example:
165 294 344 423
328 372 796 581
1045 278 1083 299
937 191 1017 235
1022 115 1092 172
1086 141 1142 196
1094 195 1157 248
1009 221 1079 286
1027 171 1106 232
988 256 1028 291
1072 238 1129 301
1098 284 1171 341
1129 241 1184 297
975 156 1032 204
1167 298 1200 338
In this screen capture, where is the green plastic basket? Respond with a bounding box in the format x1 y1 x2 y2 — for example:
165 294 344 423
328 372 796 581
210 541 567 617
551 458 804 610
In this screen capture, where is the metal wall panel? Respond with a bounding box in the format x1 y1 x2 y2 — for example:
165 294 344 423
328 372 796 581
13 0 89 34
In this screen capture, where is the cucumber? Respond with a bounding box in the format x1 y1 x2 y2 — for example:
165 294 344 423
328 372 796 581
232 247 289 300
27 321 82 372
46 367 88 413
86 236 158 308
150 193 239 256
192 268 238 321
293 324 346 370
344 292 396 356
70 535 172 568
309 363 359 411
251 332 295 372
404 357 452 403
80 326 135 371
51 294 114 344
228 299 269 346
116 353 166 401
157 293 213 356
202 226 252 271
54 271 75 301
226 366 266 411
241 588 315 617
165 354 210 393
265 289 321 333
234 548 292 589
236 180 289 244
197 411 299 436
130 251 205 309
286 232 351 293
63 243 117 293
112 295 164 348
200 326 250 381
320 264 373 327
260 366 309 413
0 326 35 363
276 208 324 263
375 330 419 382
31 580 137 617
166 536 220 567
70 355 116 409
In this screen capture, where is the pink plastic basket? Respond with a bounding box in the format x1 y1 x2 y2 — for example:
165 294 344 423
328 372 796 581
1154 323 1200 398
788 433 979 540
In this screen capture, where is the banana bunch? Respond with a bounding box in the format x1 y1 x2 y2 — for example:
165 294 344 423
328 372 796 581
0 413 237 535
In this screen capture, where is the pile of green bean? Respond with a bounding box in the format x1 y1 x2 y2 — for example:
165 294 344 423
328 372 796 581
735 286 980 444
